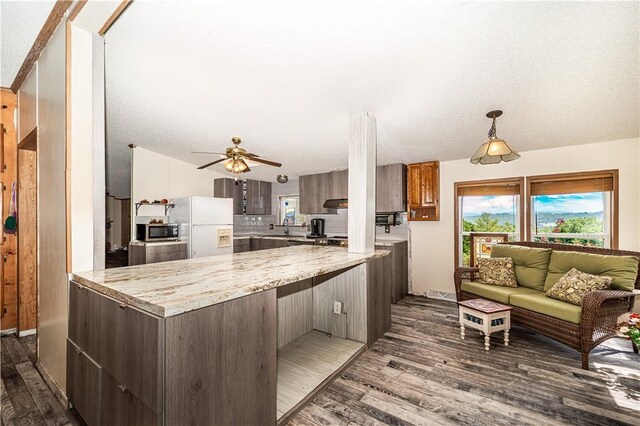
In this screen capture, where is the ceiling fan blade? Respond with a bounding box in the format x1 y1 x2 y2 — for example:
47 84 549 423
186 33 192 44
245 157 282 167
191 151 227 155
197 158 227 169
244 165 251 172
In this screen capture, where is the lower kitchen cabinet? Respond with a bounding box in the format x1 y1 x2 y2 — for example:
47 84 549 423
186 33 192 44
375 241 408 303
129 242 188 266
101 371 161 426
67 340 102 426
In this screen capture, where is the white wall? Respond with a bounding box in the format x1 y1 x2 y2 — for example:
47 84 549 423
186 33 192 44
410 138 640 296
131 147 226 230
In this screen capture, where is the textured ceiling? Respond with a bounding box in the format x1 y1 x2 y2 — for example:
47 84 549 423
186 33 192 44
105 0 639 197
0 0 55 87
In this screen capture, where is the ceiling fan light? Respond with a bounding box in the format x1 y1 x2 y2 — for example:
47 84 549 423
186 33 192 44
224 158 235 171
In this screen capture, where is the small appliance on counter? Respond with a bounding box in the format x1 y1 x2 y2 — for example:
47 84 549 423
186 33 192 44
171 196 234 258
375 212 401 226
136 223 179 242
314 235 348 247
307 218 326 238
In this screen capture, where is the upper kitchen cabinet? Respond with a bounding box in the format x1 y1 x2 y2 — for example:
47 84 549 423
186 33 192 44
213 178 243 214
376 164 407 213
214 178 271 215
326 170 348 200
300 173 328 214
407 161 439 221
245 179 272 215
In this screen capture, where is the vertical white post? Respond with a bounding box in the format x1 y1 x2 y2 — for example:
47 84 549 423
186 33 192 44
348 111 376 254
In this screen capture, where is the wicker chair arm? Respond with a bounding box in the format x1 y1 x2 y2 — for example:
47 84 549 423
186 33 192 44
580 289 638 347
454 267 479 300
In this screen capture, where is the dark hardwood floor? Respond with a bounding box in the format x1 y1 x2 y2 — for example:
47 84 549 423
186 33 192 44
1 297 638 425
105 249 128 269
287 297 640 426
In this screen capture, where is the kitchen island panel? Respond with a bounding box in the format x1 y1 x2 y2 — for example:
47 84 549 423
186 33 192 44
164 289 277 425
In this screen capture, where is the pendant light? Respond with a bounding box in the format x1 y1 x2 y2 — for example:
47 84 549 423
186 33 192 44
470 110 520 165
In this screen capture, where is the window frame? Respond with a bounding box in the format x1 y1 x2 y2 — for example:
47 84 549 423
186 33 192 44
525 169 619 249
453 177 525 269
278 194 304 226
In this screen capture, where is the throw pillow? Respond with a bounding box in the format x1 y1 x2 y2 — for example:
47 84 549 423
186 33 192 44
545 268 613 306
477 257 517 287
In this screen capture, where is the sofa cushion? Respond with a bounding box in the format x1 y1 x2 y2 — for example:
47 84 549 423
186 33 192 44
544 251 639 292
477 257 517 287
491 245 552 291
546 268 613 306
510 292 582 324
461 281 540 304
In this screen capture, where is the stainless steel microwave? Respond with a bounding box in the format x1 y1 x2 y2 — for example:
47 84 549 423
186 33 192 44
375 213 400 226
136 223 179 242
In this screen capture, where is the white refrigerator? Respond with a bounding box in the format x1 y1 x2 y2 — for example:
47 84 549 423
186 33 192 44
171 196 234 258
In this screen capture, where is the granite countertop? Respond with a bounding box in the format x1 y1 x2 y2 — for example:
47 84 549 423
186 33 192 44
72 246 389 318
129 240 187 246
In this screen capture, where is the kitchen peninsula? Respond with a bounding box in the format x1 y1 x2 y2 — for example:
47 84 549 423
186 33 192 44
68 245 391 425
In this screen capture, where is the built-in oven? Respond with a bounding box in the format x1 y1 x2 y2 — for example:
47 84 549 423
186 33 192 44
136 223 179 242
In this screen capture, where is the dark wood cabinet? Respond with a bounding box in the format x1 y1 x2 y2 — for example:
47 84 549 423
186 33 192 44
101 371 161 426
299 173 328 214
300 164 407 214
67 339 102 426
213 178 243 214
250 238 288 251
128 242 188 266
376 164 407 213
407 161 439 221
375 241 408 303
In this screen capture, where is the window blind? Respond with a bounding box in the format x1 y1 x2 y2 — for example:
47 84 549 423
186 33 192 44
529 174 614 196
456 181 521 196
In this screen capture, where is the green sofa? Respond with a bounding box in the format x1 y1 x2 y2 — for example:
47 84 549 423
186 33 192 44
454 242 640 369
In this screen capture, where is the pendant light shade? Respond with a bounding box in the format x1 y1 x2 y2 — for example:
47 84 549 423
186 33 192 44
470 110 520 165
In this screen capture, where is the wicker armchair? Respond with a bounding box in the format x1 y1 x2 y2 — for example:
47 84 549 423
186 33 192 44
454 242 639 370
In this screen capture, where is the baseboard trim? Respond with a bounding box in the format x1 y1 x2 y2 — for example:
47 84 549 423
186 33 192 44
35 361 68 408
0 328 17 336
17 328 36 337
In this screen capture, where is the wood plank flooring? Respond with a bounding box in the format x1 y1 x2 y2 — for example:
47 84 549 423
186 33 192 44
286 297 640 426
1 335 81 426
1 297 638 425
278 330 365 419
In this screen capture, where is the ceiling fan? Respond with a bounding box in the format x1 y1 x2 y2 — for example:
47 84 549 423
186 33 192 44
192 137 282 177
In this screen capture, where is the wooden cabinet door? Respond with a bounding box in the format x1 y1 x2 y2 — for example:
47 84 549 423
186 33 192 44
67 339 102 426
376 164 407 212
101 371 161 426
326 170 348 200
244 179 260 214
407 164 422 207
421 162 438 207
299 174 326 214
259 181 272 215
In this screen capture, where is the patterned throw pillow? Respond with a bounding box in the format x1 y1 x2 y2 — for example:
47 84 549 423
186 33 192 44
477 257 517 287
545 268 613 306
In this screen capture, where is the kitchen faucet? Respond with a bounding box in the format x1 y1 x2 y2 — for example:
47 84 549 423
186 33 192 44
283 218 289 236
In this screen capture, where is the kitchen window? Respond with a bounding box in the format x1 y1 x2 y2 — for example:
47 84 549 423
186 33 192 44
454 178 524 267
279 195 304 225
527 170 618 249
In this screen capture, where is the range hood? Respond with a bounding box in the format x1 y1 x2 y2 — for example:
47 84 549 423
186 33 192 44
323 199 348 209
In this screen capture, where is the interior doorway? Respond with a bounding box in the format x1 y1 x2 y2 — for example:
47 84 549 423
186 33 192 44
17 128 38 337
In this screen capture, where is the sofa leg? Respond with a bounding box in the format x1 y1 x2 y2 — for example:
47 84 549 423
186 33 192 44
581 352 589 370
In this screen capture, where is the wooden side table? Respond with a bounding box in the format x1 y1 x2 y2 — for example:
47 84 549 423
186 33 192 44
458 299 512 350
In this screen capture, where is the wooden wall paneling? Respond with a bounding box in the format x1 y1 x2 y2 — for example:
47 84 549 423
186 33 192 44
165 289 277 425
366 255 392 346
18 144 37 333
276 279 313 348
312 265 367 344
1 89 18 330
120 198 131 247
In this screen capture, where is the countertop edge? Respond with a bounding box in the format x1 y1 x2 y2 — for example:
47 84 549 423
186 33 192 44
71 249 390 318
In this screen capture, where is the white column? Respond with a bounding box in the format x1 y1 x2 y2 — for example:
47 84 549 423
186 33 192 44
348 111 376 254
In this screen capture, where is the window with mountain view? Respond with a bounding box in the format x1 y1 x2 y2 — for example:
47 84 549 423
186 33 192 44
528 171 618 249
455 178 523 267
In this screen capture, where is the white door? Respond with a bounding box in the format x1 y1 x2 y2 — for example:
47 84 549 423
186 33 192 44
192 197 233 225
192 225 233 258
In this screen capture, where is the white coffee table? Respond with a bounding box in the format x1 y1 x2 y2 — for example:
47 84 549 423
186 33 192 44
458 298 512 350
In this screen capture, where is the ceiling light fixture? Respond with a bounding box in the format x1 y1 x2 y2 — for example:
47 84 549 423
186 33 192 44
470 110 520 165
276 174 288 183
